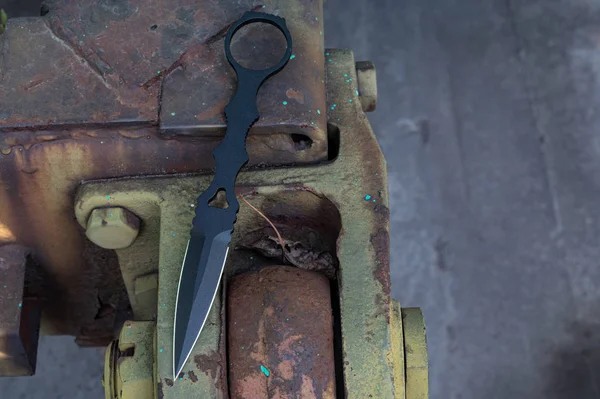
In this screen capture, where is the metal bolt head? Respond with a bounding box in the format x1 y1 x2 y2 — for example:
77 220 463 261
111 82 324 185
86 207 140 249
355 61 377 112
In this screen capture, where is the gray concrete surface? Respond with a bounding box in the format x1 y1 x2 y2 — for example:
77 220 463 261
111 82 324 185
324 1 600 398
3 0 600 398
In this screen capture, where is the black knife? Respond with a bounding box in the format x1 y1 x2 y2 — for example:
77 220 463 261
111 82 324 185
173 11 293 379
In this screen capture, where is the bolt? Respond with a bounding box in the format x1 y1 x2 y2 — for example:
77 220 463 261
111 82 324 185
85 207 140 249
355 61 377 112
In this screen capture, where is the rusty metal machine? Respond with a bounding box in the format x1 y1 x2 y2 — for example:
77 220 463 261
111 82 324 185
0 1 428 398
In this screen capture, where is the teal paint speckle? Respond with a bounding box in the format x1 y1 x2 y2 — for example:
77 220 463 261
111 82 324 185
260 365 270 377
349 99 353 103
372 199 377 203
109 213 113 217
315 17 319 21
18 303 22 307
172 233 177 237
282 101 288 105
159 349 163 353
171 112 176 116
290 54 295 60
365 194 372 201
105 196 111 200
356 90 359 96
344 73 348 77
317 109 321 115
157 70 161 74
319 31 323 35
330 104 337 110
179 377 183 381
328 59 332 63
325 51 330 56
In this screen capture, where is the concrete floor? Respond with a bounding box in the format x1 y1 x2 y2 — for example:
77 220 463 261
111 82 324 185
3 0 600 398
324 1 600 398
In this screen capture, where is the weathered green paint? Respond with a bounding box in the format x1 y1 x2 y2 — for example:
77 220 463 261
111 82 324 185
116 322 156 398
391 300 406 399
403 308 429 399
76 49 426 397
0 9 7 34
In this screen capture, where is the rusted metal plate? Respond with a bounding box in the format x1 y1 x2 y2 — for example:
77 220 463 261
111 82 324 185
228 266 336 399
0 0 327 163
0 245 41 376
159 1 328 164
0 18 158 128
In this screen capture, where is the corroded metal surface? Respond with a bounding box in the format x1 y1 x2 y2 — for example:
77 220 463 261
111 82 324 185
0 0 327 154
228 266 336 398
0 0 327 341
74 49 401 397
159 1 328 164
0 18 157 128
0 245 41 376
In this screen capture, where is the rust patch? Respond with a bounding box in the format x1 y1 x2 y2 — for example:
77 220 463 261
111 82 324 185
277 359 294 381
157 0 328 167
194 98 229 121
188 370 198 383
228 266 336 398
373 204 390 223
194 350 224 391
285 89 305 104
370 228 391 324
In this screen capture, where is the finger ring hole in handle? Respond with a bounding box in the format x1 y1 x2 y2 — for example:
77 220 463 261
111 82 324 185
225 12 293 78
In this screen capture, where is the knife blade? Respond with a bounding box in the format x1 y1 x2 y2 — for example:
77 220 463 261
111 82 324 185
173 11 293 379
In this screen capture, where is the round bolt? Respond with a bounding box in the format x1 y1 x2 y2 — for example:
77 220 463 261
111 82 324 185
86 207 140 250
355 61 377 112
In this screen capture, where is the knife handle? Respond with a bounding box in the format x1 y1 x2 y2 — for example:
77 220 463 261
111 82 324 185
191 11 292 236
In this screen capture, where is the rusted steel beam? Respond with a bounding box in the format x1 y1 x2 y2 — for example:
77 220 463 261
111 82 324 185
228 266 336 399
0 245 41 376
